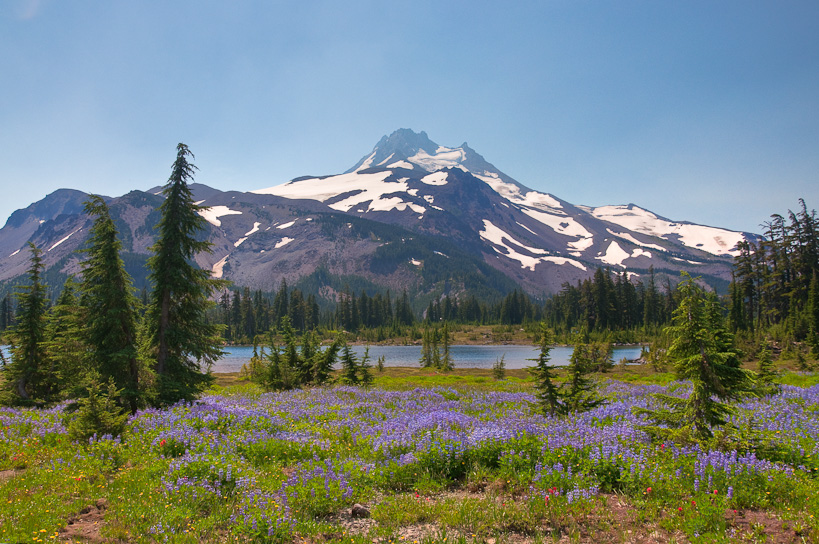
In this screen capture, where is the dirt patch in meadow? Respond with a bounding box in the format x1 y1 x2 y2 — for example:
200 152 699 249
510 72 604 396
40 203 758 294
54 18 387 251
323 491 813 544
725 508 807 543
59 499 108 543
0 469 23 480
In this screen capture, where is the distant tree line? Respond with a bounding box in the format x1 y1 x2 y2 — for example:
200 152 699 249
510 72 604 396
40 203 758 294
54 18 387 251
730 199 819 357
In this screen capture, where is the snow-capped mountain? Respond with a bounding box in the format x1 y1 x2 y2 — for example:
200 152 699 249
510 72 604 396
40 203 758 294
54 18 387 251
250 129 753 292
0 129 757 301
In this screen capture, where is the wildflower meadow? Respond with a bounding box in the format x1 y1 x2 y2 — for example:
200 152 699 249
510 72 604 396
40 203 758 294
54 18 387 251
1 376 818 543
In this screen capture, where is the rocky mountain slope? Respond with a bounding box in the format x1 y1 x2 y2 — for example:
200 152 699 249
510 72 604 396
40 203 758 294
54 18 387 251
0 129 757 301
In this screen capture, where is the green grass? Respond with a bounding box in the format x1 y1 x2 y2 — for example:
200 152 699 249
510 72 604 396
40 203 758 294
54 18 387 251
2 364 818 543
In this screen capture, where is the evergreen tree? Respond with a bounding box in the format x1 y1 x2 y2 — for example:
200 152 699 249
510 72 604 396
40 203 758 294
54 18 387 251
80 196 142 413
419 326 435 368
339 342 360 385
144 144 225 405
42 278 87 398
67 376 129 443
440 322 454 371
756 343 779 396
358 346 373 386
3 244 54 403
0 295 12 332
527 324 565 416
563 343 605 413
311 335 341 386
637 273 755 441
809 271 819 358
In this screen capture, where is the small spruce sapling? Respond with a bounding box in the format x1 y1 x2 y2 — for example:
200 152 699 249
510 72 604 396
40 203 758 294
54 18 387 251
67 376 130 443
359 346 374 386
492 355 506 380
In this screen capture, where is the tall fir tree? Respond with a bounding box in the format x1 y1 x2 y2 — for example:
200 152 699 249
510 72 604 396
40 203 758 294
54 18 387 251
3 244 54 403
80 196 142 413
145 144 225 405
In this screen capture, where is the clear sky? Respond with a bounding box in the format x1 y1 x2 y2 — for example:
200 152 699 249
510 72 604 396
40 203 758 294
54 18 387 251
1 1 817 234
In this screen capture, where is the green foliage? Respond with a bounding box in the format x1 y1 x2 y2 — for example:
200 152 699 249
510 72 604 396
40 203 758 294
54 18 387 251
339 343 360 385
2 244 55 404
41 278 89 399
144 144 224 406
563 342 606 413
66 377 129 443
80 195 143 413
492 355 506 380
527 324 565 416
638 273 757 442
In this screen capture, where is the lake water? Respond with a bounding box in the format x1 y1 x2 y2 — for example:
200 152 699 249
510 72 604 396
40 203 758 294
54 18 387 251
0 344 644 374
212 344 643 373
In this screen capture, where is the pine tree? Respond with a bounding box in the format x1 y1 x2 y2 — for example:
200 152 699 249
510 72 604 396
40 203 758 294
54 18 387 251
0 295 12 332
42 278 88 398
756 343 779 396
80 196 142 413
358 346 373 386
144 144 225 405
440 322 454 371
67 377 129 443
563 343 605 413
339 341 360 385
3 244 54 403
808 271 819 359
419 326 435 368
311 335 341 386
637 273 755 441
527 324 565 416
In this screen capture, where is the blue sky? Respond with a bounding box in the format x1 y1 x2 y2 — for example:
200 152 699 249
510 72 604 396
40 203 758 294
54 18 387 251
1 1 817 233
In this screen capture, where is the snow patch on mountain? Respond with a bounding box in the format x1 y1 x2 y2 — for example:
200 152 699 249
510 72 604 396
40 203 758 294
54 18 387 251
234 237 247 247
277 221 296 229
596 241 630 268
568 237 594 252
409 146 467 171
212 255 229 278
355 151 377 172
48 228 82 251
421 171 449 185
199 206 242 227
606 229 666 252
479 220 587 271
387 160 414 169
521 208 592 238
591 205 744 256
377 153 395 166
541 256 587 271
245 222 261 236
275 237 294 249
253 171 395 203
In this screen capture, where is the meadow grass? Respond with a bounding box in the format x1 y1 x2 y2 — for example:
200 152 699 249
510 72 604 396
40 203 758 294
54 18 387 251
1 367 817 543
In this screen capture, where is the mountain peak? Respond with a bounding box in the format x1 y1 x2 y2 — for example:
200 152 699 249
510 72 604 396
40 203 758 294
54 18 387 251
346 128 439 173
